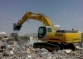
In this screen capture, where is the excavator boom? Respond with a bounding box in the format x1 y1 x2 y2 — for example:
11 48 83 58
13 12 55 32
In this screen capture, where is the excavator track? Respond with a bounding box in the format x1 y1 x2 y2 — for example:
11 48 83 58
33 42 76 52
33 42 60 52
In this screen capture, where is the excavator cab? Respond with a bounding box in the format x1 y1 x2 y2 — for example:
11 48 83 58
38 26 52 38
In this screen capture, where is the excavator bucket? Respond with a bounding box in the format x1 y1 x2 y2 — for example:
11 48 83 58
13 23 21 31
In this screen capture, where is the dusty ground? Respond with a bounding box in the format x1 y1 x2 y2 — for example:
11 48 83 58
0 45 83 59
0 37 83 59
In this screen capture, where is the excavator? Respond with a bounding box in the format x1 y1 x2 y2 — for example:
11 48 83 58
13 11 81 51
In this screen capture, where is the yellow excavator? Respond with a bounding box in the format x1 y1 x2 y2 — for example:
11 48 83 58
13 11 81 51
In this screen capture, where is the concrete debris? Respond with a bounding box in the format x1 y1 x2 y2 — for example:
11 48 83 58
0 37 83 59
0 44 83 59
64 49 71 54
25 48 83 59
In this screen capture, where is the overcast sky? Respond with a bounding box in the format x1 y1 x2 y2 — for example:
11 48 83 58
0 0 83 35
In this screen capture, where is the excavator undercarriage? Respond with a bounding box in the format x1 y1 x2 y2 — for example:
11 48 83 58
33 42 76 52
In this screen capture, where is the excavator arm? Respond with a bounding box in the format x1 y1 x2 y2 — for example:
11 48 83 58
13 11 55 32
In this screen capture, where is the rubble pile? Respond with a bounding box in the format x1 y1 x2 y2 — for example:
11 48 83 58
0 36 83 59
0 47 27 59
26 48 83 59
0 45 83 59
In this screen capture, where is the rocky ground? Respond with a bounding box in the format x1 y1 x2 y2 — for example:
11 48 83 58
0 36 83 59
0 45 83 59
